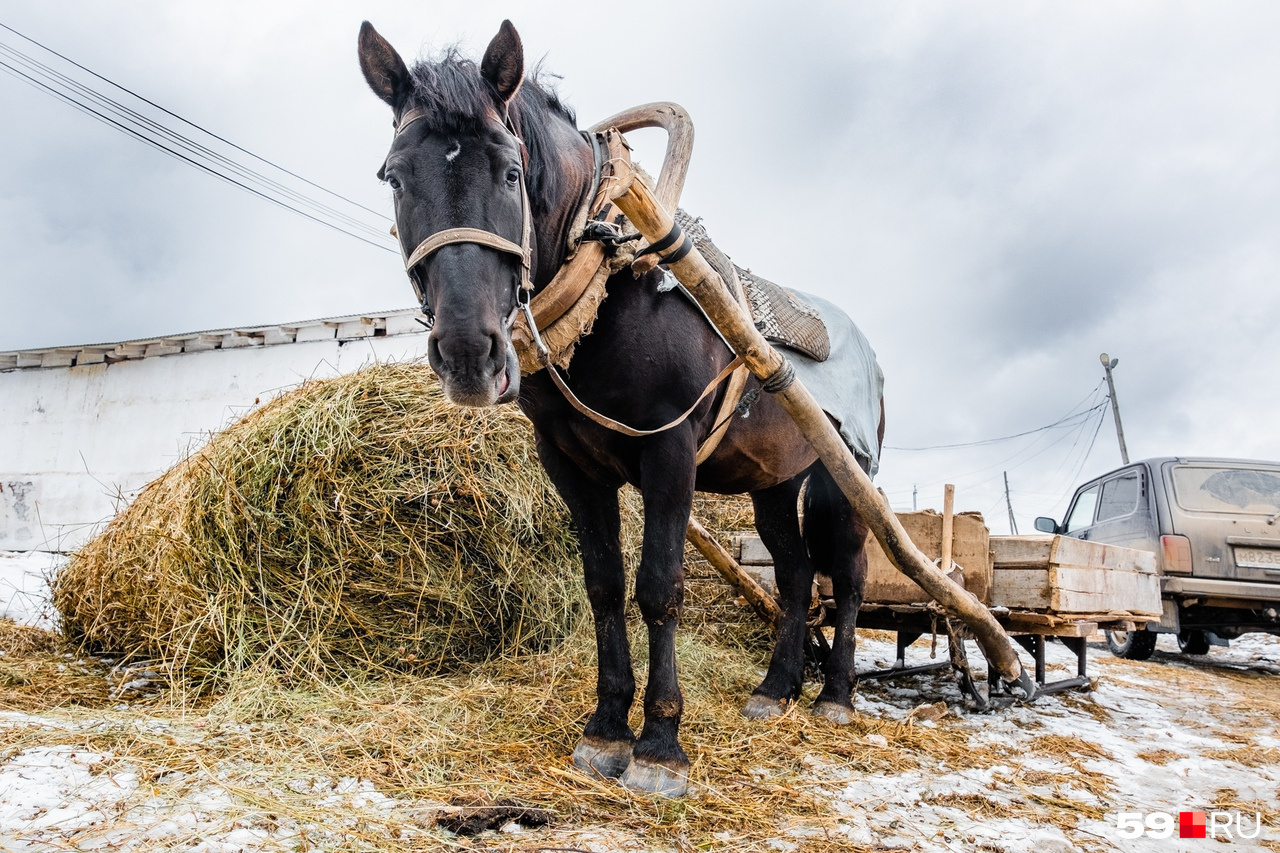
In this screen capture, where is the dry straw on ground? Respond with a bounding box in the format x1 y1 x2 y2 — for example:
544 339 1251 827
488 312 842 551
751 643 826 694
35 358 986 847
53 362 598 685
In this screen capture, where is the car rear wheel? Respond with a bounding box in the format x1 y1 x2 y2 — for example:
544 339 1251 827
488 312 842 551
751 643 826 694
1106 629 1157 660
1177 630 1211 655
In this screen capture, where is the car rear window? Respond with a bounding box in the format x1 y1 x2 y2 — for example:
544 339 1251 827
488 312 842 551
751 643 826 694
1170 465 1280 514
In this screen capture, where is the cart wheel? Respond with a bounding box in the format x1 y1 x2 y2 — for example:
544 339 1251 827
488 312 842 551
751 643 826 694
1177 630 1211 655
1106 629 1157 660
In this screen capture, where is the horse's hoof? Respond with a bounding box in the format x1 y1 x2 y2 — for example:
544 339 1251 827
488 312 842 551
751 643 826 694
812 700 856 725
741 694 786 720
572 737 634 779
619 757 689 798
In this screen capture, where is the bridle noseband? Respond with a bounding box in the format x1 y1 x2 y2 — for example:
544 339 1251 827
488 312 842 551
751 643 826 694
389 107 534 329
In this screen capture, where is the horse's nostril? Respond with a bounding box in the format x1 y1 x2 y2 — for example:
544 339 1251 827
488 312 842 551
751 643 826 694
428 335 443 367
489 333 502 367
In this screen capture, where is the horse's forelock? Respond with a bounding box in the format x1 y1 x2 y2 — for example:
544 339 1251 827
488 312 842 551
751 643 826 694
406 52 491 134
406 53 578 217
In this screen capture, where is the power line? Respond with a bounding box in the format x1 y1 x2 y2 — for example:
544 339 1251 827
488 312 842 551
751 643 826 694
1010 382 1109 501
1063 406 1108 501
0 37 392 244
0 48 390 244
0 23 396 253
882 397 1105 502
0 55 394 254
878 380 1109 503
885 402 1105 451
880 381 1112 520
885 379 1106 452
0 21 387 220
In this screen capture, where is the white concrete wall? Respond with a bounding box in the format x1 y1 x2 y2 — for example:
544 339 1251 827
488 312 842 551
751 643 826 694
0 329 430 552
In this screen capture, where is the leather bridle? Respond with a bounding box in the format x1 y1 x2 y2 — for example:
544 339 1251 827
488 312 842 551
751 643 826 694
388 107 534 330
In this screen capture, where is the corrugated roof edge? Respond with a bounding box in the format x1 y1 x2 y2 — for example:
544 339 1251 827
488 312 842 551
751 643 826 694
0 308 427 371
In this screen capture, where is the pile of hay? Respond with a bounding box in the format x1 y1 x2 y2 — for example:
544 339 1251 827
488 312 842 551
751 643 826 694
54 362 596 684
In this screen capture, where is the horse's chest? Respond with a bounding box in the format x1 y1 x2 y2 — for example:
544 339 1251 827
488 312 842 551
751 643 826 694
550 419 643 486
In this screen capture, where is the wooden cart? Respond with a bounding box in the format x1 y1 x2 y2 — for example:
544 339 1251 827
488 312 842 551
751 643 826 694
722 500 1160 709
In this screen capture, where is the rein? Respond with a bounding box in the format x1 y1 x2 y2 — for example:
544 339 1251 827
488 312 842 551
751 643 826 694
521 294 746 440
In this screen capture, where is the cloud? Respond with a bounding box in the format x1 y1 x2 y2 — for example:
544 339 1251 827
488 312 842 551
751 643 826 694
1 1 1277 530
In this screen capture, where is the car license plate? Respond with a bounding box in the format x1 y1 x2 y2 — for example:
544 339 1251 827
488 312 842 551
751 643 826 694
1235 546 1280 570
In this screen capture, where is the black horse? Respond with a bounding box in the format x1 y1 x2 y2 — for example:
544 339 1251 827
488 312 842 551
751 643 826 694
358 20 884 797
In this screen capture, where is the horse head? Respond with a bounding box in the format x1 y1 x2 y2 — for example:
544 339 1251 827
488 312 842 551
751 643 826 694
358 21 534 407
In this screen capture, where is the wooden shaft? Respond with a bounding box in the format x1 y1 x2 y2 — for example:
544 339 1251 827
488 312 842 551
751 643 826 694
686 517 781 627
941 484 955 575
611 170 1025 684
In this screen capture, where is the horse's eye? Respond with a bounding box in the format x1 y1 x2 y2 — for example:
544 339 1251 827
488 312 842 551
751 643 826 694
386 174 403 192
506 167 521 185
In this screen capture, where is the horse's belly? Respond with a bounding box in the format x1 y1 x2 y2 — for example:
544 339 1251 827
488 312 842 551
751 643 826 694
693 394 820 493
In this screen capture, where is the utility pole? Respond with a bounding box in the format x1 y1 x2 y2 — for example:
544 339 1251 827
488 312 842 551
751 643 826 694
1099 353 1129 464
1003 471 1018 535
912 484 917 512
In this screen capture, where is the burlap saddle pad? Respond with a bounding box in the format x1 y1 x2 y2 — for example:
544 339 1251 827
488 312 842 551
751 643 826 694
672 210 830 363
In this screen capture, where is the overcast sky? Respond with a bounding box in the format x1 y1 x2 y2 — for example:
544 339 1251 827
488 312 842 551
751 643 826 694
2 1 1277 531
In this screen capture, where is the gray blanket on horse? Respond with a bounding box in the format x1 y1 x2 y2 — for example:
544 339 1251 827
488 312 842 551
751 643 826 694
784 290 884 477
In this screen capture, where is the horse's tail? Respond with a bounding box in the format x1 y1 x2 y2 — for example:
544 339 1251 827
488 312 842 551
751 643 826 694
803 395 881 576
801 463 845 577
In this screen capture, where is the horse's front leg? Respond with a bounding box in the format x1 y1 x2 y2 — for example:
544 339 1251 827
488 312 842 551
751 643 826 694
536 438 636 780
618 435 697 798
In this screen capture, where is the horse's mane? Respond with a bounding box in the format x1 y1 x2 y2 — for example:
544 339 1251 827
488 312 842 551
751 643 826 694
407 51 578 215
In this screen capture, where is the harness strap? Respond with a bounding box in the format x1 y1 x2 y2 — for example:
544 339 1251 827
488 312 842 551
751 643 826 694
694 364 750 463
543 350 745 439
693 276 754 463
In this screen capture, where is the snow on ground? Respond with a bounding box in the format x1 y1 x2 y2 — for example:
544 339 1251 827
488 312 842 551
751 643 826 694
0 551 64 630
0 745 433 853
829 631 1280 852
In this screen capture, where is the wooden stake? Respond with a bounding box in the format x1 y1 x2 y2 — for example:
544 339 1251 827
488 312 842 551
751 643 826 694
607 164 1029 691
940 484 955 576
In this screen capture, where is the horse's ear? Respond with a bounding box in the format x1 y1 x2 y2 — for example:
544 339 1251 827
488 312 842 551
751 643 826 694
480 20 524 105
358 21 412 109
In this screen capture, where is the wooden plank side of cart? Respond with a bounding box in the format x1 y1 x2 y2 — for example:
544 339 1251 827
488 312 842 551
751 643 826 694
728 516 1162 634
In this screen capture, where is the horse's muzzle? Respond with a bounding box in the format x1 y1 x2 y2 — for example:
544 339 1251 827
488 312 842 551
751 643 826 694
428 326 520 407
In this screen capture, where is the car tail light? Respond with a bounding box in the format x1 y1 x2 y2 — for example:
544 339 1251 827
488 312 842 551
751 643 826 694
1161 534 1193 574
